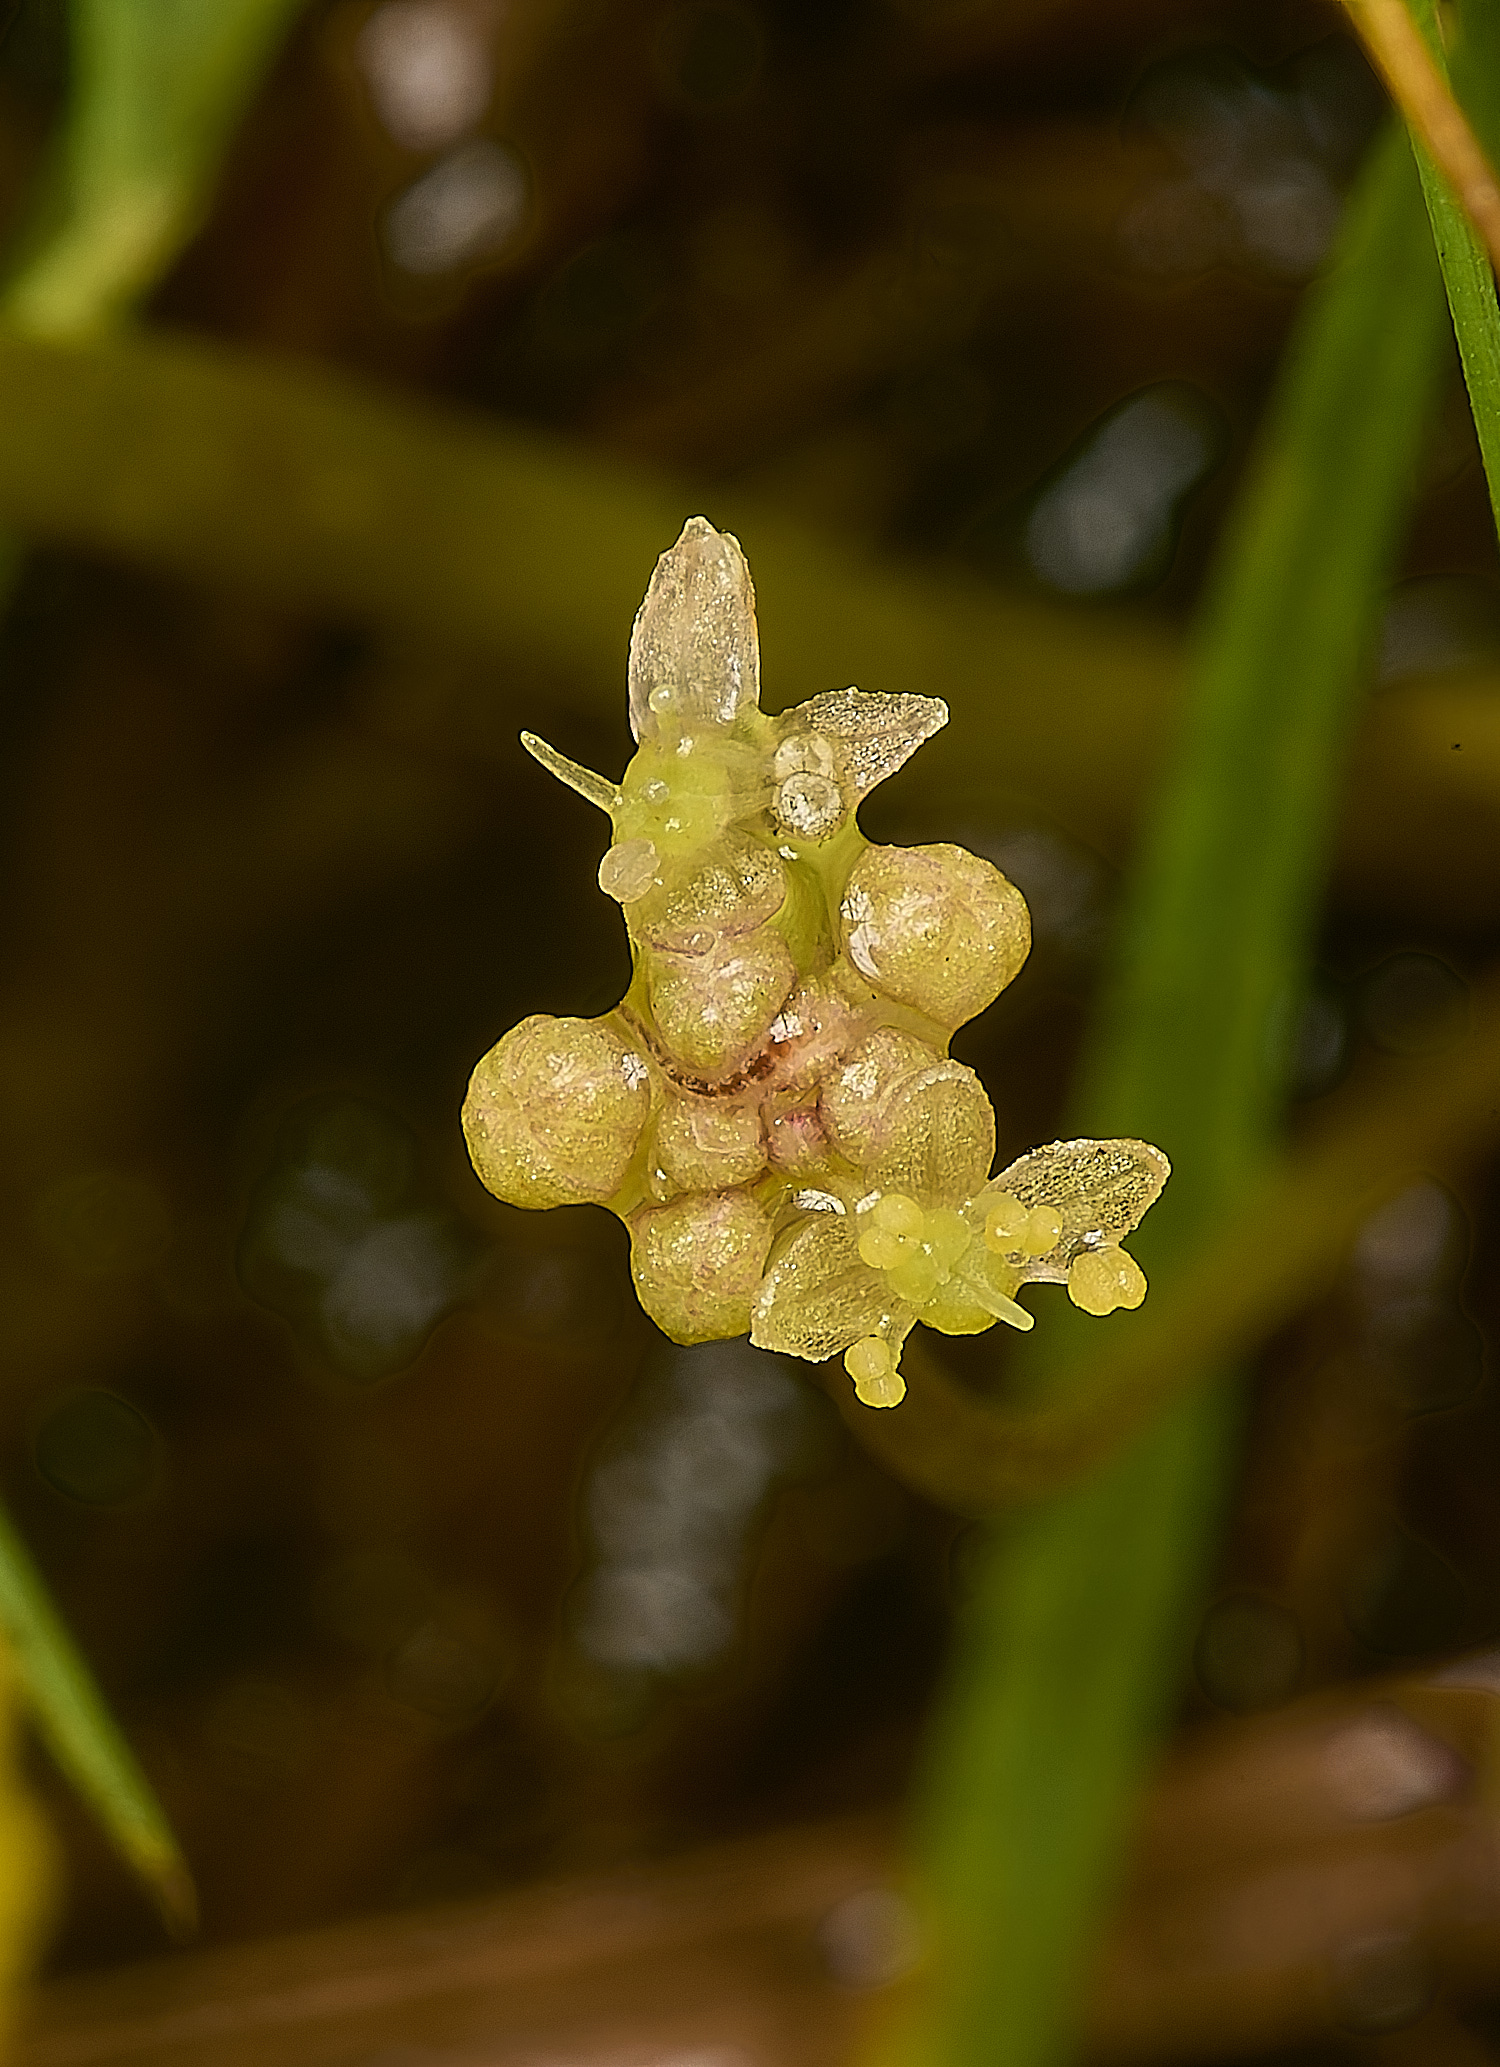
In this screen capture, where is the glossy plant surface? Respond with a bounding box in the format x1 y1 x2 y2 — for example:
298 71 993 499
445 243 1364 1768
463 519 1168 1407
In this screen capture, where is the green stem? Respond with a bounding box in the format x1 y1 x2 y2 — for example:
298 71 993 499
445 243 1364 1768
895 123 1449 2067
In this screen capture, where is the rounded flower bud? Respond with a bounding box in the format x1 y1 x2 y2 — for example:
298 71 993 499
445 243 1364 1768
463 1014 650 1209
821 1028 995 1202
649 933 796 1079
631 834 786 951
630 1188 774 1342
840 843 1030 1031
652 1092 766 1193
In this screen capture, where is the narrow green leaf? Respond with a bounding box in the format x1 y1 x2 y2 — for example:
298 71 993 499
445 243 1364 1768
3 0 308 337
0 1503 193 1932
1405 0 1500 534
897 125 1449 2067
0 2 307 1925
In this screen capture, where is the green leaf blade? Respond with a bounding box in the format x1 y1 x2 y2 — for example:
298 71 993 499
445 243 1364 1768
0 1503 194 1933
898 124 1450 2067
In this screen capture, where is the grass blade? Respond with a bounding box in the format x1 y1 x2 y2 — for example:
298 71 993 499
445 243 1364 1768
1344 0 1500 269
1398 0 1500 533
892 122 1449 2067
0 1 308 1927
0 1504 193 1933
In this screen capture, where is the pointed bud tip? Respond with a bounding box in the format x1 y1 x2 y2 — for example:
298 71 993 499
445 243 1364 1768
629 516 760 740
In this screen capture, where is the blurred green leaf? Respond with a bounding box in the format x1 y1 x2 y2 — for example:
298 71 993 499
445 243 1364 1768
0 325 1491 925
0 1504 193 1932
3 0 307 336
0 0 307 1927
896 124 1450 2067
0 323 1182 847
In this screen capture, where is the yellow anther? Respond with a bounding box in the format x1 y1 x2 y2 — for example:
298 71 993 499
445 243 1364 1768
858 1226 906 1270
1068 1245 1147 1315
872 1192 925 1237
889 1251 941 1304
845 1335 889 1382
924 1207 972 1269
845 1334 907 1408
1018 1205 1063 1256
984 1194 1028 1251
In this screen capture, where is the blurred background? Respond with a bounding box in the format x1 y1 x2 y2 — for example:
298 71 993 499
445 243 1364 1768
0 1 1498 2062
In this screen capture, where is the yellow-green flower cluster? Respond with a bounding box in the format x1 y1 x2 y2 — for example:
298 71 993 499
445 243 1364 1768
463 519 1168 1408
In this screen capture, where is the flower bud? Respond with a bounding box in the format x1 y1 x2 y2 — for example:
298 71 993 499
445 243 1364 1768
772 731 842 840
627 517 759 743
631 834 786 950
463 1014 650 1209
652 1092 766 1192
821 1028 995 1202
649 933 796 1079
840 843 1030 1031
630 1188 774 1342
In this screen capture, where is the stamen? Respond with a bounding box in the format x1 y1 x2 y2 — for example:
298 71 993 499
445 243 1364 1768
858 1226 905 1269
872 1192 925 1236
984 1193 1062 1257
1067 1245 1147 1315
845 1334 907 1408
985 1194 1027 1250
857 1193 973 1309
1018 1205 1062 1256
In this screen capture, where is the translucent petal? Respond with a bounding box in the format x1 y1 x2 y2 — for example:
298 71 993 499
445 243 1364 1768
982 1136 1170 1259
792 687 948 801
628 517 760 742
750 1214 902 1362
